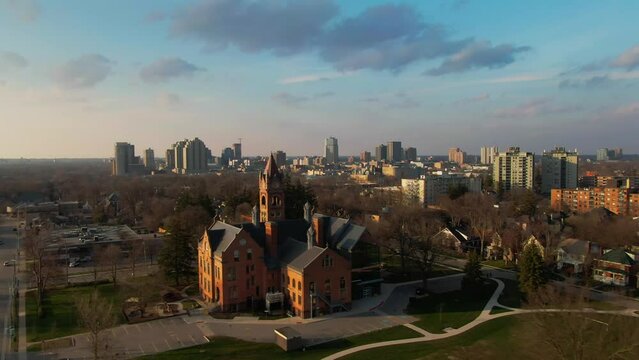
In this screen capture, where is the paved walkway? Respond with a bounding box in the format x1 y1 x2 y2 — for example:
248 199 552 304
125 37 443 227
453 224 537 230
323 278 639 360
17 288 26 360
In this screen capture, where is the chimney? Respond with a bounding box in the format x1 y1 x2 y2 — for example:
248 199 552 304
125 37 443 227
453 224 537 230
307 225 315 250
313 216 327 248
252 205 259 226
304 202 312 223
265 221 278 258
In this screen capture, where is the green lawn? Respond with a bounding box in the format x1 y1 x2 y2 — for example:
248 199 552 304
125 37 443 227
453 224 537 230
382 255 462 283
343 314 639 360
138 325 421 360
26 283 124 342
407 281 497 333
496 277 522 308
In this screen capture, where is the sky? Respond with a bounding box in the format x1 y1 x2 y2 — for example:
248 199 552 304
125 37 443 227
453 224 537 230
1 0 638 158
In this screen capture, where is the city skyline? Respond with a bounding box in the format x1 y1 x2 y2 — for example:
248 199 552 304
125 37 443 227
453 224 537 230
2 1 639 158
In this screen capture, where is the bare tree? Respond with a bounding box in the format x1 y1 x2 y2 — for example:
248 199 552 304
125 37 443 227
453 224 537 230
409 218 443 290
23 226 59 317
100 244 122 286
76 291 117 360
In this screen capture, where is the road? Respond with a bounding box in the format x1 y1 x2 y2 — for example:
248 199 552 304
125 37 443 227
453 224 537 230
0 215 18 360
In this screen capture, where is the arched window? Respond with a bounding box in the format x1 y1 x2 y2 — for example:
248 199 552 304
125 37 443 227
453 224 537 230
297 281 302 290
261 196 266 205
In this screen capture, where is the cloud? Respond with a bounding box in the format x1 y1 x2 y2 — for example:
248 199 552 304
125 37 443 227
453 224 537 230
559 75 611 89
145 11 166 23
156 92 181 107
171 1 528 74
612 102 639 116
426 41 530 75
272 92 308 107
314 91 334 98
52 54 114 89
171 0 338 55
139 57 203 83
611 44 639 70
495 98 580 118
279 71 354 84
0 51 28 69
3 0 40 22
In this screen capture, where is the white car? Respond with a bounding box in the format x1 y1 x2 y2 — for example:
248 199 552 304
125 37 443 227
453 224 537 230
3 260 16 266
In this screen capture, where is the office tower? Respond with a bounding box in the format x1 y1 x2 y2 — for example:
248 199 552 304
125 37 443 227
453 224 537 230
324 137 339 164
173 140 186 171
493 147 534 191
480 146 499 165
274 150 287 167
360 151 371 163
233 143 242 160
165 148 175 170
613 148 623 160
113 142 135 176
387 141 402 163
541 147 578 194
375 144 387 162
183 137 209 173
597 148 610 161
144 148 155 170
405 147 417 162
221 147 234 167
448 147 465 165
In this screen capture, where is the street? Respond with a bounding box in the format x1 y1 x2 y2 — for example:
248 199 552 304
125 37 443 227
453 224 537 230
0 215 19 360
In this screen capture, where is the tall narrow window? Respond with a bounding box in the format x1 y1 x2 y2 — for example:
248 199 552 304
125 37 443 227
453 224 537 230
247 249 253 261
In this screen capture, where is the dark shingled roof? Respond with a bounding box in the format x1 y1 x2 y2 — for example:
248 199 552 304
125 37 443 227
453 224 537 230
206 222 242 256
287 246 327 272
600 248 636 265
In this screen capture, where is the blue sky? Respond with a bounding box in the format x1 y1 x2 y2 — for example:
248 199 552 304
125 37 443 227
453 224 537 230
1 0 638 158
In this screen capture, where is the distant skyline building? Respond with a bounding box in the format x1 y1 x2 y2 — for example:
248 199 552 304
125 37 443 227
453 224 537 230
493 147 534 191
221 147 234 167
274 150 287 168
375 144 387 162
387 141 402 163
597 147 623 161
405 147 417 162
166 138 210 174
541 147 578 194
144 148 155 171
113 142 135 176
480 146 499 165
448 147 465 165
360 151 371 163
233 143 242 160
324 137 339 164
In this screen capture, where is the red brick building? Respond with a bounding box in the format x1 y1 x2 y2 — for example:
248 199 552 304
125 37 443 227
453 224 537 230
198 154 381 318
550 188 639 217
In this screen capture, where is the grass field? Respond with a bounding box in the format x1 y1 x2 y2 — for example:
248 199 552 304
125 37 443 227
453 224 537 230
138 325 421 360
407 280 497 333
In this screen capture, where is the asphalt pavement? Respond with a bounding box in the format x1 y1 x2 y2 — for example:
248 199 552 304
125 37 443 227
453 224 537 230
0 215 19 360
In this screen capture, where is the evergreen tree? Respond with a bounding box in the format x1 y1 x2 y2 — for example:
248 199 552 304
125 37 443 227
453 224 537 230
158 224 196 287
462 251 484 293
284 175 317 219
519 244 546 294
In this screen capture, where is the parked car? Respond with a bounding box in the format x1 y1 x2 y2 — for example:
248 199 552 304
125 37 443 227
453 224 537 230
3 260 16 266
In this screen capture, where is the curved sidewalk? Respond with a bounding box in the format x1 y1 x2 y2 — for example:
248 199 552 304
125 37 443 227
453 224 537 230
323 278 639 360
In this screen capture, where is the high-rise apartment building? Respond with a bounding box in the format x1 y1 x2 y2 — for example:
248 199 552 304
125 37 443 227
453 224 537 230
274 150 287 168
597 148 623 161
375 144 387 162
221 147 234 167
387 141 402 163
166 138 210 174
324 137 339 164
113 142 135 176
480 146 499 165
232 143 242 160
360 151 371 163
551 188 639 217
144 148 155 171
541 147 578 194
405 147 417 162
448 147 465 165
165 148 175 170
401 175 482 206
493 147 534 191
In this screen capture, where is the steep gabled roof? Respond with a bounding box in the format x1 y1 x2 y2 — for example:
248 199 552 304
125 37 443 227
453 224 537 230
558 238 590 257
287 246 327 272
205 221 242 256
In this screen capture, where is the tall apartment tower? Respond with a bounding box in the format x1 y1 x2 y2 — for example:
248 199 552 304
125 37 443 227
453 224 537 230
448 147 465 165
480 146 499 165
387 141 402 163
375 144 387 162
405 147 417 162
165 148 176 170
183 137 209 174
144 148 155 171
541 147 578 194
113 142 135 176
273 150 287 168
324 137 339 164
360 151 371 162
232 143 242 160
493 147 534 191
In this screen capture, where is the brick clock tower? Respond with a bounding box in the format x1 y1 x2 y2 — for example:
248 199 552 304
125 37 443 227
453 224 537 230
259 153 285 222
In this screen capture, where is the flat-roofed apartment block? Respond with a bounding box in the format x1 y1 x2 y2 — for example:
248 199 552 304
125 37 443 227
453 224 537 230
198 154 381 318
551 188 639 217
493 147 534 191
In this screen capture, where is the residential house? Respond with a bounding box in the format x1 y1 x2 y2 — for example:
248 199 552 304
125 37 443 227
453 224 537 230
555 238 601 274
433 226 479 253
593 248 637 286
